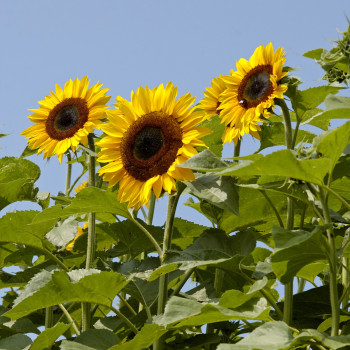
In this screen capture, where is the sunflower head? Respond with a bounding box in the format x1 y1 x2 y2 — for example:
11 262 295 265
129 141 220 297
219 43 287 144
97 82 211 209
198 75 227 117
21 76 111 163
66 222 88 251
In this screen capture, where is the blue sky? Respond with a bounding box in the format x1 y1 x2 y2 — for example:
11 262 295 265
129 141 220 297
0 0 349 223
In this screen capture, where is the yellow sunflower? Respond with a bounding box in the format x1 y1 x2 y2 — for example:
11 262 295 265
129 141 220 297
198 75 227 117
66 222 88 251
97 82 211 209
219 43 288 144
75 180 88 194
21 76 110 163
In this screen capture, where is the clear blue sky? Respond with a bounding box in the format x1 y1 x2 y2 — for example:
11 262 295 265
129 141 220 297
0 0 349 223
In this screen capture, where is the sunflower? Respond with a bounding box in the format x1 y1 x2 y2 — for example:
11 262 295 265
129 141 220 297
219 43 287 144
66 222 88 251
198 75 227 117
21 76 110 163
97 82 211 209
75 181 88 194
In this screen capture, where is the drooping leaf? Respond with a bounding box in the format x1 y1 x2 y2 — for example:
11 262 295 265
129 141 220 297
109 324 167 350
271 226 328 283
5 269 128 320
30 322 71 350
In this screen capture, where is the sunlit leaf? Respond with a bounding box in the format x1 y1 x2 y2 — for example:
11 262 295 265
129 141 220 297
30 322 70 350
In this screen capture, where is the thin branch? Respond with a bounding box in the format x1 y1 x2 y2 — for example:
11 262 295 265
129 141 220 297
58 303 80 336
110 306 138 334
260 190 284 228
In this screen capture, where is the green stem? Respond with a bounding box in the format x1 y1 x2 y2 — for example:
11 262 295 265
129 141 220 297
118 293 137 316
170 268 195 298
154 190 182 350
82 134 96 332
291 120 300 149
278 98 294 326
319 187 339 336
65 153 72 196
147 192 156 225
45 306 53 329
129 214 162 257
276 99 293 149
110 306 138 334
44 248 69 272
234 138 241 161
67 169 86 196
214 269 224 297
260 190 284 228
58 303 80 336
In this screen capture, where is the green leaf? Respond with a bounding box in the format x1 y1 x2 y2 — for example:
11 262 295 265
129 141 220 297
178 149 228 172
0 334 32 350
217 149 331 186
217 321 292 350
185 175 239 215
33 187 130 224
296 262 328 283
292 86 341 121
313 121 350 172
271 226 328 283
197 115 226 157
109 324 167 350
20 145 39 158
0 211 50 250
5 269 128 320
148 229 255 281
303 48 323 60
30 322 71 350
258 122 315 152
157 296 271 328
45 217 78 250
303 95 350 126
0 157 40 210
61 329 120 350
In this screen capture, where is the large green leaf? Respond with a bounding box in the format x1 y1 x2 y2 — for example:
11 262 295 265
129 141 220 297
148 229 255 281
185 175 239 215
0 211 54 250
291 86 341 121
109 324 167 350
33 187 130 223
61 329 120 350
217 149 331 186
313 121 350 172
257 122 315 152
271 226 328 283
303 95 350 127
46 217 79 250
30 322 71 350
217 321 293 350
0 157 40 210
157 295 271 328
0 334 32 350
5 269 128 319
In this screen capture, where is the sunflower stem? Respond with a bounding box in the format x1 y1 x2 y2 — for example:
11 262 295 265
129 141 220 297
233 138 241 161
58 303 80 336
319 187 340 336
82 134 96 332
45 306 53 329
278 98 295 326
65 152 72 196
154 189 182 350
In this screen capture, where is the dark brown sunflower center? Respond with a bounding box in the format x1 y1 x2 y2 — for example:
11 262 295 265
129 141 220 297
120 111 183 182
45 98 89 140
133 127 164 160
238 65 273 109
